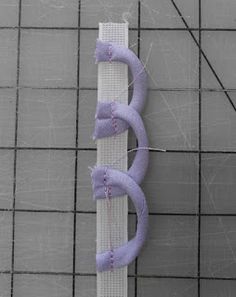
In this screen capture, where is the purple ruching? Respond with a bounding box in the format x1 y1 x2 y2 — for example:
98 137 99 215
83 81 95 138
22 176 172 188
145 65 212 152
92 39 149 272
95 39 147 114
93 101 149 198
91 166 149 272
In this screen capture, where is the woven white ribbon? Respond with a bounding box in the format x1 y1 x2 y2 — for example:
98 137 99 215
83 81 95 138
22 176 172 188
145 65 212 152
96 23 128 297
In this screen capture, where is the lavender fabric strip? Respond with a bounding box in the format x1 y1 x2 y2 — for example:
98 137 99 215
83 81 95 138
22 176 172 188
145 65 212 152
95 39 147 113
94 39 147 137
92 39 149 272
91 166 149 272
93 102 149 199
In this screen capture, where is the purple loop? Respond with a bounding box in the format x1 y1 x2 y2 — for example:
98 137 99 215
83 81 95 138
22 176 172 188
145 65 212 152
95 39 147 114
93 102 149 198
91 166 149 272
92 39 150 272
93 101 128 138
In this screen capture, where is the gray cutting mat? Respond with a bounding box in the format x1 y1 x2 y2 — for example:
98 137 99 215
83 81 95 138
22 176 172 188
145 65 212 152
0 0 235 296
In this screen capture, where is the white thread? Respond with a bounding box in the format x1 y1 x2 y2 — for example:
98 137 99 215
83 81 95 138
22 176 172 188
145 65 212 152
89 147 166 176
127 146 166 153
99 146 166 169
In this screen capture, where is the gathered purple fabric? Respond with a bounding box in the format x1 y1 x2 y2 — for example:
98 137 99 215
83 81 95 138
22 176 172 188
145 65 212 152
92 39 149 272
93 101 149 198
91 166 149 272
94 39 147 138
95 39 147 113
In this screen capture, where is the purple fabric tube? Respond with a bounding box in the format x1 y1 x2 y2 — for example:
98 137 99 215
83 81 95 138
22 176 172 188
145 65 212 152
91 166 149 272
92 101 149 199
92 39 150 273
95 39 147 114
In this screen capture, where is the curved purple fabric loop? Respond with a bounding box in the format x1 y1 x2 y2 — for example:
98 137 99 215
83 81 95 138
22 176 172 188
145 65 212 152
95 39 147 113
93 102 149 199
91 166 149 272
93 101 128 138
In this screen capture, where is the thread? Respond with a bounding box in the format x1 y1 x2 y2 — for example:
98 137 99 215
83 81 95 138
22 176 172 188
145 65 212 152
90 145 165 269
88 146 166 174
111 146 166 168
104 169 114 271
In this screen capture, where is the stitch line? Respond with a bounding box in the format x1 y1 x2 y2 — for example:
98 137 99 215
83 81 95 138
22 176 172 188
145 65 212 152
108 45 112 63
103 169 114 271
107 184 114 271
110 248 114 271
110 101 118 135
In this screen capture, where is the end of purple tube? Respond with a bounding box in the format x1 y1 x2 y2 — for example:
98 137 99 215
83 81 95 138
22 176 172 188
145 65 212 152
95 39 112 63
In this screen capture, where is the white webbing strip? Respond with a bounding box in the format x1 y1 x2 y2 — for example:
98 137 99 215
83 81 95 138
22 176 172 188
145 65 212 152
96 23 128 297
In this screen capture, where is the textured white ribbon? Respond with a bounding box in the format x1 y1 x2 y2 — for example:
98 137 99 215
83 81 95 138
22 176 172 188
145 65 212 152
96 23 128 297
